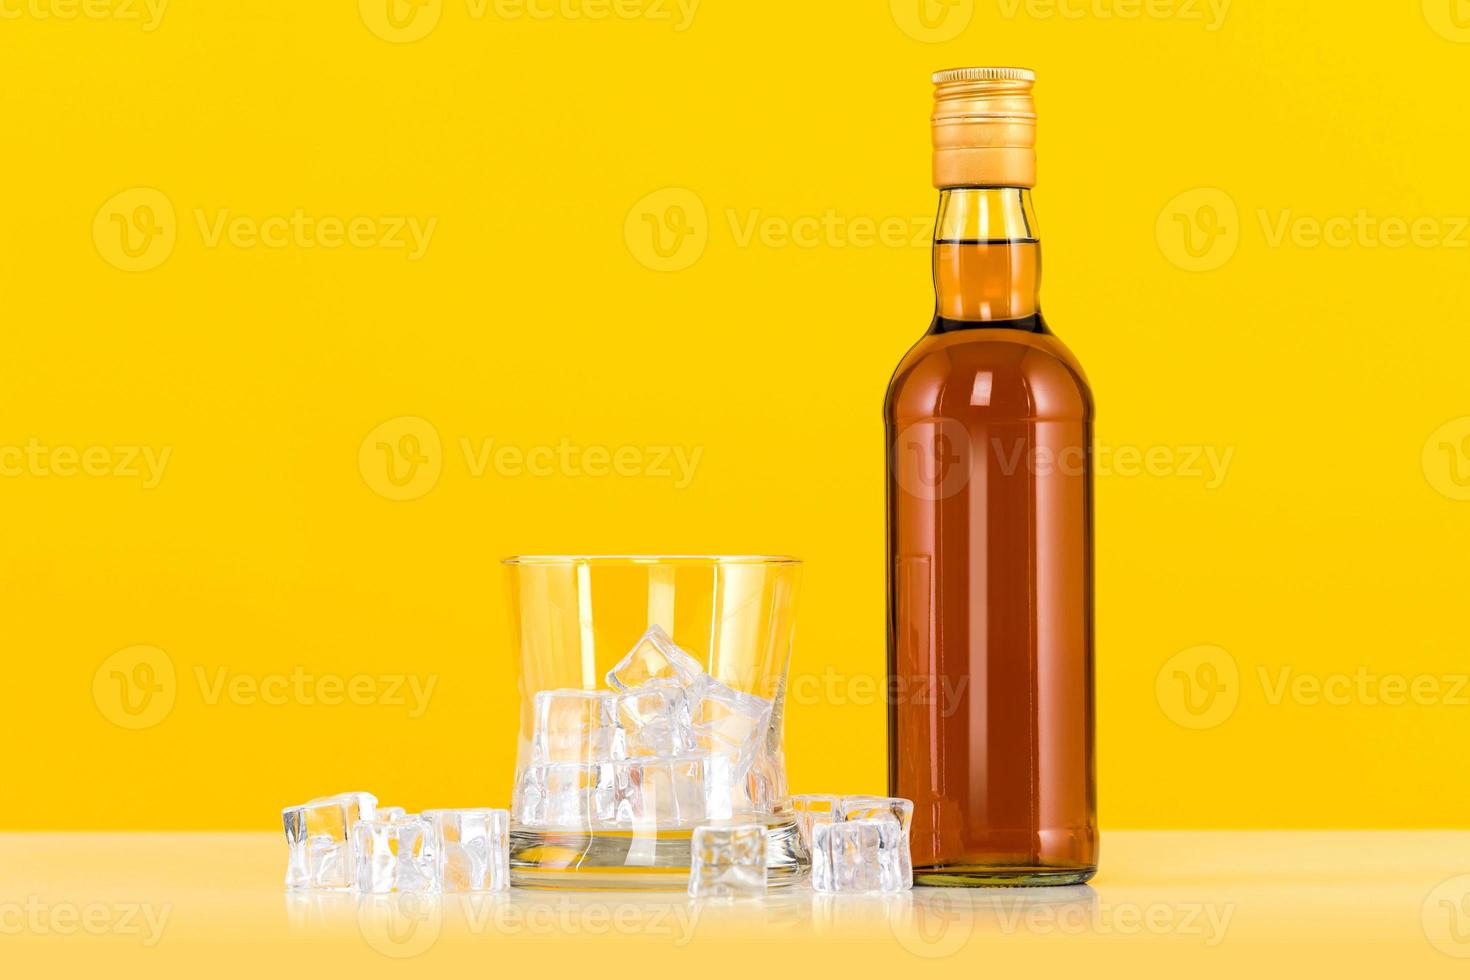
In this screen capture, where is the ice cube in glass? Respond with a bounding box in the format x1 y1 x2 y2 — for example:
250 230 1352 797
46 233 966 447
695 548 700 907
604 625 706 692
608 684 694 758
690 680 772 772
618 753 733 827
516 761 621 829
531 688 616 763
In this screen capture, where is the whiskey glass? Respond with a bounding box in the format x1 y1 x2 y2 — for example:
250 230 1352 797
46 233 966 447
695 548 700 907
503 555 805 889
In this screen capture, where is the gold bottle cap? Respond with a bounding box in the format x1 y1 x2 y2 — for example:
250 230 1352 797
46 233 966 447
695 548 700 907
931 67 1037 189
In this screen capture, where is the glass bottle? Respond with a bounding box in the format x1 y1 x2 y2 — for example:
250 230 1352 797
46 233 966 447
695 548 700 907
885 68 1097 886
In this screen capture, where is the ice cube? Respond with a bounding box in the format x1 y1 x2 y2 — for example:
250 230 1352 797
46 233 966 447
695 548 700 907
620 754 734 826
424 808 510 893
353 814 436 894
838 795 914 890
689 680 772 773
737 741 785 814
789 794 842 852
607 685 694 758
531 689 617 763
512 769 540 825
515 762 622 829
605 625 706 692
812 816 908 894
282 791 377 891
622 758 692 826
697 754 737 822
688 823 766 898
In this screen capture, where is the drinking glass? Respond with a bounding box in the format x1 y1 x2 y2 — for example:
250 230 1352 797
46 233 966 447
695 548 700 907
503 555 805 889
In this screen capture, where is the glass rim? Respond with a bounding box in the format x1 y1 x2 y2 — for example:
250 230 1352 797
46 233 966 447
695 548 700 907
501 554 801 566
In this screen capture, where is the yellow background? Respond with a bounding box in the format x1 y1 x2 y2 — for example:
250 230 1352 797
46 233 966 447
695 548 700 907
1 0 1467 830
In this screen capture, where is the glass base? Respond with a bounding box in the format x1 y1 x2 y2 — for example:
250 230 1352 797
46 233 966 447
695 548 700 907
509 816 807 891
913 865 1097 888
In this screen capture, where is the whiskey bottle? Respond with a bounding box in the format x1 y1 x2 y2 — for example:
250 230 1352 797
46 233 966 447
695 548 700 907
885 67 1097 886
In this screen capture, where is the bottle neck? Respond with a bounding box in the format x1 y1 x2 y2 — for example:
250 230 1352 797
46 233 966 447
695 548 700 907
933 187 1041 325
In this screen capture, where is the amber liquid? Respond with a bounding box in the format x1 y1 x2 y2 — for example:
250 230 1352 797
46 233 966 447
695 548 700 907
885 231 1096 886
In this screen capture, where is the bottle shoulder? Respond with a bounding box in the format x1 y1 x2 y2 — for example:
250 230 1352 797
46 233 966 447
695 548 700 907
885 321 1093 423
